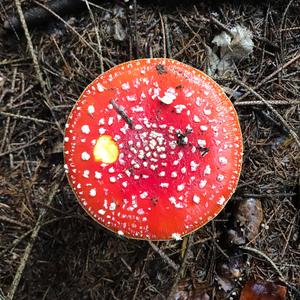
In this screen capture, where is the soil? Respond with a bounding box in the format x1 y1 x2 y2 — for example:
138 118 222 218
0 0 299 299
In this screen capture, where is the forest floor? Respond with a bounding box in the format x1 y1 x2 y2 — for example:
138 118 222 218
0 0 299 299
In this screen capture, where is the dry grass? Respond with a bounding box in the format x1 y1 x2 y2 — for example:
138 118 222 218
0 0 299 299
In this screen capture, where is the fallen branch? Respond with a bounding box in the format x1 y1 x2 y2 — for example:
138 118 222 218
4 0 84 31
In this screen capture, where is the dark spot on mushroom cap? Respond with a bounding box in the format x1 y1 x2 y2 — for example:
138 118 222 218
198 147 210 157
176 129 193 146
156 64 166 74
151 197 158 206
110 99 133 128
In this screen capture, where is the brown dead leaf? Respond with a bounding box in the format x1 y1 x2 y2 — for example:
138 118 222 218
240 281 287 300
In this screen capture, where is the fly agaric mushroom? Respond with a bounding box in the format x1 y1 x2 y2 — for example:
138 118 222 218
64 58 243 240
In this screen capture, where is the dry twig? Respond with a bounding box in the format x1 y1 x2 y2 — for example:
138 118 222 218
167 234 194 300
240 246 284 278
14 0 63 135
84 0 104 73
229 78 300 147
234 100 300 106
239 245 300 298
33 0 114 68
0 111 54 124
6 174 64 300
237 51 300 101
148 241 179 271
159 12 167 58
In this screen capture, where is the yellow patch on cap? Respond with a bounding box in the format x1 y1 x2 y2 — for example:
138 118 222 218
93 135 119 164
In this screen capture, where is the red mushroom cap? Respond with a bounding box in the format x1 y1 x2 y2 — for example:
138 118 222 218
64 58 243 240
